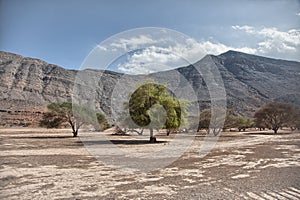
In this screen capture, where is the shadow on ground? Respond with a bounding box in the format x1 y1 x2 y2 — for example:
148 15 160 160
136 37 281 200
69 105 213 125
244 132 293 135
7 136 74 139
78 140 168 145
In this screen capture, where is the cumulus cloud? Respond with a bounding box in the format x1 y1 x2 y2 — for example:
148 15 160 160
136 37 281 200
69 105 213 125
97 26 299 75
232 25 300 57
106 35 257 74
117 47 185 74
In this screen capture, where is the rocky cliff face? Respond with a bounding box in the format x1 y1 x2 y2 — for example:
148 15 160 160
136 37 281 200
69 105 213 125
0 50 299 126
0 51 75 106
0 51 75 126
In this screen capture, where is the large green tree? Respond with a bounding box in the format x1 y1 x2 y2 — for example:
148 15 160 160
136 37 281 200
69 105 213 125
254 102 293 134
40 102 108 137
127 82 188 143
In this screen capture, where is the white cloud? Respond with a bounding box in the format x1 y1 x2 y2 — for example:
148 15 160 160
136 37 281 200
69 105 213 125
232 25 256 34
97 45 107 51
99 26 299 75
232 25 300 56
110 35 158 50
113 36 257 74
117 46 185 74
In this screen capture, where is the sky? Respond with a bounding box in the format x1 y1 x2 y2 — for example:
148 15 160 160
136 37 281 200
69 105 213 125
0 0 299 74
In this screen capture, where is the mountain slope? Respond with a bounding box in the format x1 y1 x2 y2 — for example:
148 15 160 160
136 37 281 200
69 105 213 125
219 50 300 100
213 51 300 113
0 50 299 126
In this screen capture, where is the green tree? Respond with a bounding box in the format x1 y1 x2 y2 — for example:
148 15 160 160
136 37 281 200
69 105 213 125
128 82 188 143
223 109 239 130
254 102 293 134
236 116 254 131
39 112 62 128
197 109 210 133
96 112 111 131
40 102 107 137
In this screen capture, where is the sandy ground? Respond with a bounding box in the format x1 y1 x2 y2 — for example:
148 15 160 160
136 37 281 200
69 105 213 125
0 128 299 199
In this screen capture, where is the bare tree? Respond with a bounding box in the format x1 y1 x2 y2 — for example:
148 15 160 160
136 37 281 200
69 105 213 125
288 107 300 130
254 102 293 134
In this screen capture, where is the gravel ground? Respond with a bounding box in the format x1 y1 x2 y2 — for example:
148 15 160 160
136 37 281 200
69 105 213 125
0 128 299 200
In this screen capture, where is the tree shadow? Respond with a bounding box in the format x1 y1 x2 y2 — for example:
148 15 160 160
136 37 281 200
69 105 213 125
8 136 73 139
194 134 247 138
110 133 132 136
77 139 168 145
244 132 292 135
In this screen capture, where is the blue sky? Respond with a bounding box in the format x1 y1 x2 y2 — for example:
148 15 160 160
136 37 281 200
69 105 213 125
0 0 299 72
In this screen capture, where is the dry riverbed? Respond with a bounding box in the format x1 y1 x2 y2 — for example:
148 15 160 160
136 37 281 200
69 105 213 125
0 128 299 199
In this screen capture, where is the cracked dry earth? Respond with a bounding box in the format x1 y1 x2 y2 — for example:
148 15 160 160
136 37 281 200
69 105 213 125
0 128 299 200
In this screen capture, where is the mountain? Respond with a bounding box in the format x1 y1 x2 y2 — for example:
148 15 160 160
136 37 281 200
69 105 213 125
218 50 300 107
0 50 299 127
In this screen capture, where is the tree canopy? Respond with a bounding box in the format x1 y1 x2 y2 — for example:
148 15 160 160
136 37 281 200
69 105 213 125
40 102 109 137
127 82 188 142
254 102 294 134
236 116 254 131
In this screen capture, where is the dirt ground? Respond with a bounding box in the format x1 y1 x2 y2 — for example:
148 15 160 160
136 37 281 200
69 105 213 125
0 128 299 200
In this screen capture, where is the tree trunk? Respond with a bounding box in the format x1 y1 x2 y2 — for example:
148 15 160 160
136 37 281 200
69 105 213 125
206 128 210 135
149 128 156 143
71 123 80 137
273 128 278 134
71 124 78 137
138 128 144 135
116 126 125 134
213 128 221 136
197 122 201 132
73 130 78 137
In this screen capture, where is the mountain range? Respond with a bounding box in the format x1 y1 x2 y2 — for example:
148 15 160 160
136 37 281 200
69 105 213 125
0 50 299 127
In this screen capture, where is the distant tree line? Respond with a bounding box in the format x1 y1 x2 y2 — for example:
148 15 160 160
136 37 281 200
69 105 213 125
40 81 299 139
194 108 255 135
194 102 300 135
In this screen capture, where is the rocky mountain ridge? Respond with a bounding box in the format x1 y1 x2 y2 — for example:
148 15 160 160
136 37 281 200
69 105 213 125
0 50 299 126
